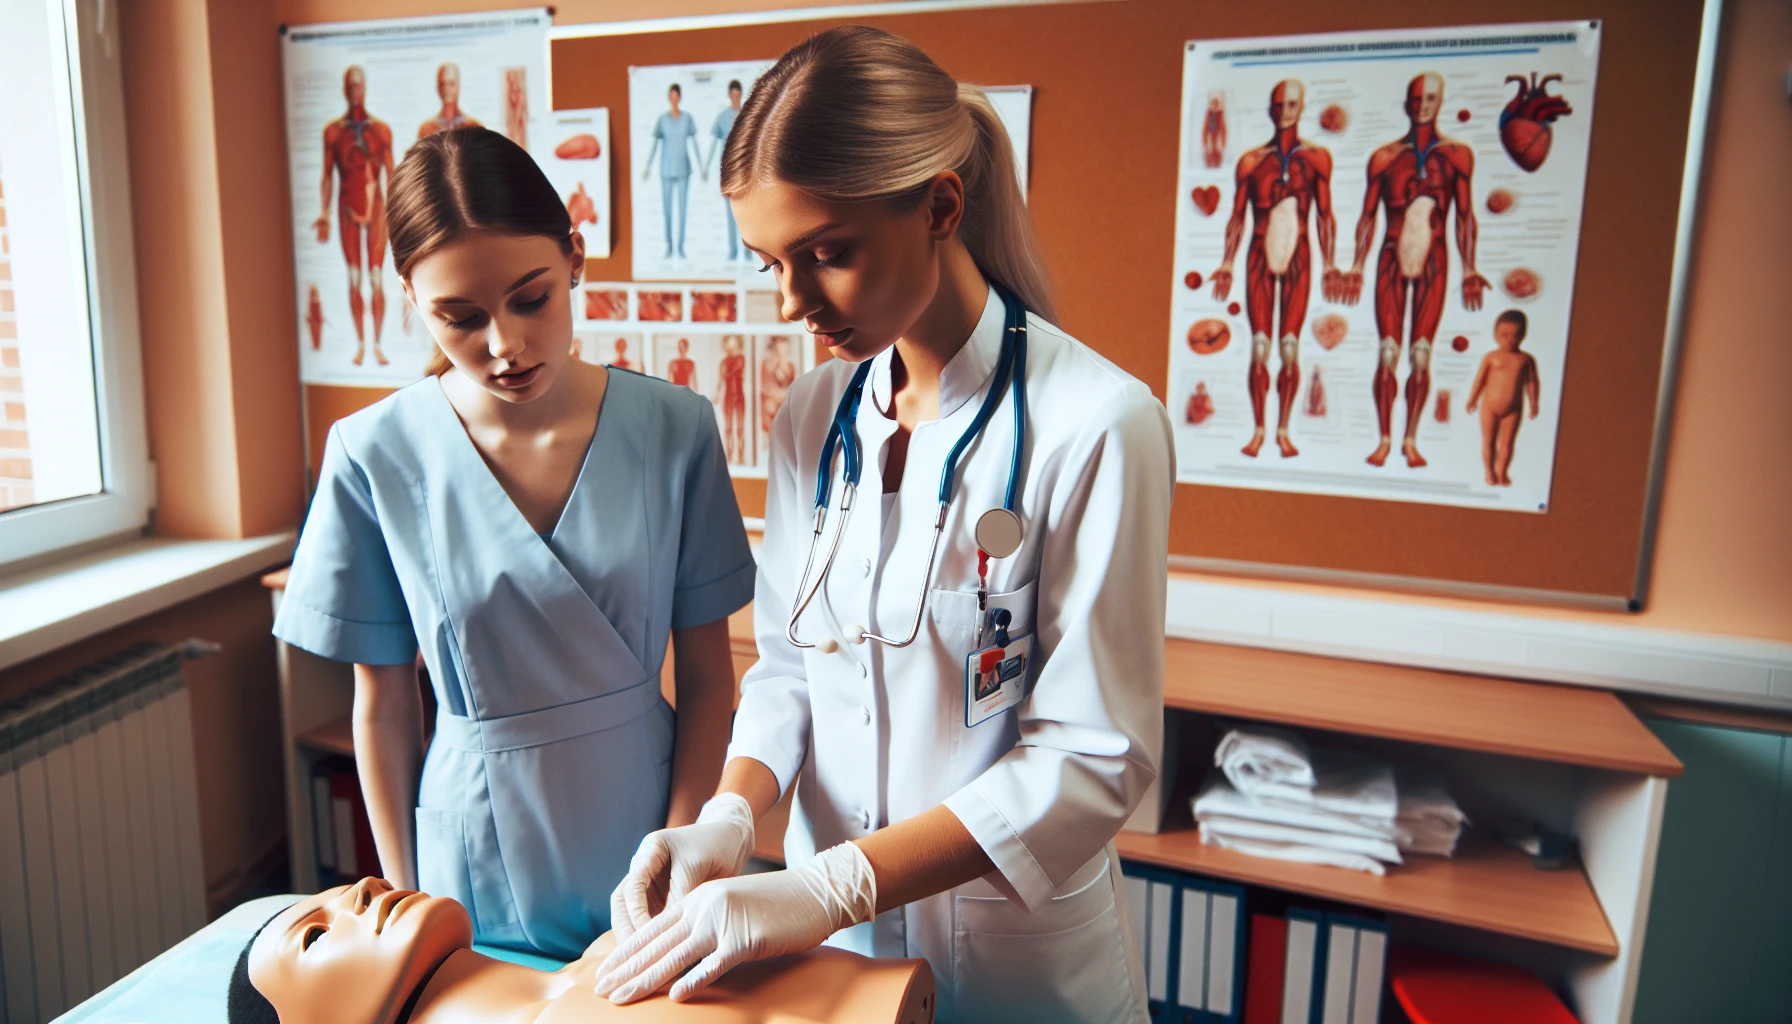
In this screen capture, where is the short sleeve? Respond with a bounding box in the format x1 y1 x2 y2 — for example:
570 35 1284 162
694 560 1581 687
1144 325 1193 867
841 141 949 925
272 426 419 665
671 399 756 629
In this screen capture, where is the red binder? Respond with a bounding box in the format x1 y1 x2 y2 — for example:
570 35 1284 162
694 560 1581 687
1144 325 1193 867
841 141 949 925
1243 913 1287 1024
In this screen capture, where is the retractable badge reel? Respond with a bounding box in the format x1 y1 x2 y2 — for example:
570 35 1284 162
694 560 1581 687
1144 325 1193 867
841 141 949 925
965 508 1029 728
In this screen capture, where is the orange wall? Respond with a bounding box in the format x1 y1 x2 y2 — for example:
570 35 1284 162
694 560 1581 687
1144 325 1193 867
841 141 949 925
131 0 1791 632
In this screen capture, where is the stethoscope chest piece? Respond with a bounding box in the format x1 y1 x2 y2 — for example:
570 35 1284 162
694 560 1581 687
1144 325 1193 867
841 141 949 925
974 507 1024 559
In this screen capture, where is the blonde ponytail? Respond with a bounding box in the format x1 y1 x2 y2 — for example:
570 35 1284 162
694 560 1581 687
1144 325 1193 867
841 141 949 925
722 26 1056 323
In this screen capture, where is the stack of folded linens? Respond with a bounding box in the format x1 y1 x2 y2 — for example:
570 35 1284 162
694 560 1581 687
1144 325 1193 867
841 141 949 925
1194 726 1467 876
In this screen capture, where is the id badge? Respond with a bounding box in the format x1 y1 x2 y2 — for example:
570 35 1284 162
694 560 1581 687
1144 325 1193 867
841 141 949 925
964 632 1033 728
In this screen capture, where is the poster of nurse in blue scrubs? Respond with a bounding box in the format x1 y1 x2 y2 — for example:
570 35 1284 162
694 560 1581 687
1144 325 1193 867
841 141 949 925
627 59 773 282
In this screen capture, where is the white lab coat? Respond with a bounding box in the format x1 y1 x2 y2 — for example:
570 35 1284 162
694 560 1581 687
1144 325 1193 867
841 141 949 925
727 287 1174 1023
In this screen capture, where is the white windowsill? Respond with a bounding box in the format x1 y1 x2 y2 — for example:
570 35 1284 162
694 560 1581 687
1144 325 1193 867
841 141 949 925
0 532 297 673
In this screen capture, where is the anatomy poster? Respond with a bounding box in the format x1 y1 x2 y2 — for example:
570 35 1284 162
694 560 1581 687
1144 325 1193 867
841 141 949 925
572 281 814 477
282 10 551 386
1168 22 1598 512
534 108 612 260
628 60 775 282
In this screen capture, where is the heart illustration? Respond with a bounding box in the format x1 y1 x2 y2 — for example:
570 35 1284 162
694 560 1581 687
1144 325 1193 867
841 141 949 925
1190 186 1221 216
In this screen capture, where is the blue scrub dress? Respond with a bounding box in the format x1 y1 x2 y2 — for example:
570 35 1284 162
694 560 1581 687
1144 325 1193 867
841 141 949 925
273 370 754 958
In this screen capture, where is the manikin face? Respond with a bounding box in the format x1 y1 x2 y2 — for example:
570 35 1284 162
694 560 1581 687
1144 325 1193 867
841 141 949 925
437 63 461 105
731 176 961 365
250 878 472 1024
344 66 366 107
403 229 586 403
1494 320 1525 350
1268 81 1304 130
1406 73 1443 125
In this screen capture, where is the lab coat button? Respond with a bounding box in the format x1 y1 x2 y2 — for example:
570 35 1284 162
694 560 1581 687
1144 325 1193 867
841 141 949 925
858 705 871 725
862 558 873 577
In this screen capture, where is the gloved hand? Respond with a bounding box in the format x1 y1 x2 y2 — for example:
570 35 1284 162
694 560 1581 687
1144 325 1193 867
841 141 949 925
593 841 877 1005
610 793 756 943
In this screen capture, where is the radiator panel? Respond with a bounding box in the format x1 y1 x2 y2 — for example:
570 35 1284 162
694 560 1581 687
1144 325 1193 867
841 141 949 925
0 642 211 1024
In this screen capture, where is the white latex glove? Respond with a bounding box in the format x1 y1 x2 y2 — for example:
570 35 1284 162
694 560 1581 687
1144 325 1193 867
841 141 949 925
593 841 877 1005
609 793 756 943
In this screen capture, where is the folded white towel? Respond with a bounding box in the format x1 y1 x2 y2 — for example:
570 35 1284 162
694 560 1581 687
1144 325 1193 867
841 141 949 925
1198 815 1404 864
1393 764 1469 857
1193 771 1405 843
1215 726 1316 800
1199 827 1388 876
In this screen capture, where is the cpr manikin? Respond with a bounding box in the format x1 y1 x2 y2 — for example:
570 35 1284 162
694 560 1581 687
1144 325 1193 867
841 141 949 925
234 877 935 1024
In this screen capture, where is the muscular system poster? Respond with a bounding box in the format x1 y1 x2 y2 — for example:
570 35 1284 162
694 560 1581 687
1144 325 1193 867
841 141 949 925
1168 23 1599 512
281 10 551 386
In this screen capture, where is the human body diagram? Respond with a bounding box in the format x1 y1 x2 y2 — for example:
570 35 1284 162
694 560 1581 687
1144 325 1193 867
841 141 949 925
1466 309 1540 486
641 85 704 260
717 335 748 463
417 62 480 138
758 335 796 432
1338 72 1489 469
705 80 745 262
313 66 395 367
1210 81 1341 459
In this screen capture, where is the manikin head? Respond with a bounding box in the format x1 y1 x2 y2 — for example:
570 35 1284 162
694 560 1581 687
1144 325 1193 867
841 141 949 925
728 79 743 108
668 83 682 114
722 26 1053 365
388 127 585 397
235 878 472 1024
1405 73 1444 126
1268 80 1304 130
436 62 461 105
343 66 366 107
1494 309 1528 350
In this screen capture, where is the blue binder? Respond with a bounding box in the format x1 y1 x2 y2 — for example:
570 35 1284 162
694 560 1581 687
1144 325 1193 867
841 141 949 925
1172 876 1247 1023
1319 912 1388 1024
1282 907 1329 1024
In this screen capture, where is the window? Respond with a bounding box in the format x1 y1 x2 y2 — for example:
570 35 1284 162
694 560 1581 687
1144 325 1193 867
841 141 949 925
0 0 150 569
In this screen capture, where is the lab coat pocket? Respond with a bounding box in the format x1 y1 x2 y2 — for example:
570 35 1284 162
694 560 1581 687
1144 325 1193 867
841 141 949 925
927 577 1038 652
415 806 477 916
950 852 1139 1023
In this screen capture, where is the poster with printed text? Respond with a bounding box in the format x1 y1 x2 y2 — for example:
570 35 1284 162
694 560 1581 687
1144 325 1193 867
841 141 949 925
1168 22 1599 512
534 107 612 260
628 60 775 282
572 281 814 477
984 86 1033 200
282 9 551 386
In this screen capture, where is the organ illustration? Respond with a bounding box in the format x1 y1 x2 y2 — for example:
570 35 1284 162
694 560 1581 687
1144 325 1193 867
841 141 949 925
555 132 602 159
1186 381 1216 424
1498 72 1572 173
1188 319 1232 355
1304 365 1327 417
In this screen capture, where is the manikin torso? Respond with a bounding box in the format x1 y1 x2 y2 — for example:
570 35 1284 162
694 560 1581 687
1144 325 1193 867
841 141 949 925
413 933 934 1024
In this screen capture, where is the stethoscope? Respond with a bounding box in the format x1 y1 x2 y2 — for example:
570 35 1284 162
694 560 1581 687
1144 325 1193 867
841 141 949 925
786 283 1029 655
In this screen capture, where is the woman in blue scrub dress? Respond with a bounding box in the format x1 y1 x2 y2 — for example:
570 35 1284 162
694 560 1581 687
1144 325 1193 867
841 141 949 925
274 128 755 959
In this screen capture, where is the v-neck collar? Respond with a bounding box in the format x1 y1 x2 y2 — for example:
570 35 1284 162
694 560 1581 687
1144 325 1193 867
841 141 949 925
868 283 1005 424
427 369 613 545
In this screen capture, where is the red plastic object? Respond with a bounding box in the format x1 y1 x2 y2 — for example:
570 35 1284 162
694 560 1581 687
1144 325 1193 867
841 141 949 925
1389 946 1579 1024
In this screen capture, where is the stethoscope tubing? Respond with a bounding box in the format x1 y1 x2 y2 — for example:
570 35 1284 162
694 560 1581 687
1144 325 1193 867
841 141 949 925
787 284 1028 651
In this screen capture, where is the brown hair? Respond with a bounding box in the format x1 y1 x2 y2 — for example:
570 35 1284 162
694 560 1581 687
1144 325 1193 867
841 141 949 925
1496 308 1529 340
386 127 576 375
720 26 1055 322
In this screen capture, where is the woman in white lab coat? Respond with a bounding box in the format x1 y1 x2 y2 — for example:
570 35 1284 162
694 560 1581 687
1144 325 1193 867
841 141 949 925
595 27 1174 1022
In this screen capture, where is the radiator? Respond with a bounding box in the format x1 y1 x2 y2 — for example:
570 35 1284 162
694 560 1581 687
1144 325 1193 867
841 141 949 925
0 641 212 1024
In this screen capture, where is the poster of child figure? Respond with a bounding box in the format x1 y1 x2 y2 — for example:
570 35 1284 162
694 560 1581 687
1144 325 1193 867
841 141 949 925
652 332 758 471
629 60 774 281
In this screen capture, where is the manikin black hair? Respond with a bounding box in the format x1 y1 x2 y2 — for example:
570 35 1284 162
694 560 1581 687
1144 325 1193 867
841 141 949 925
226 912 283 1024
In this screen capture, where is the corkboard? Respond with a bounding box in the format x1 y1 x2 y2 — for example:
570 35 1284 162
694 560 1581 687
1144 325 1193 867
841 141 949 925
303 0 1712 605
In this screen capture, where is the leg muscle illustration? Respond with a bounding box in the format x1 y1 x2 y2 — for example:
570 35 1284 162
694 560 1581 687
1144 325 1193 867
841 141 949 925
313 66 396 368
1209 80 1341 458
1340 72 1490 468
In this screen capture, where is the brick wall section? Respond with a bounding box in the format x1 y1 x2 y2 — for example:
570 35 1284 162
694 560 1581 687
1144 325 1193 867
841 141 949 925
0 168 33 512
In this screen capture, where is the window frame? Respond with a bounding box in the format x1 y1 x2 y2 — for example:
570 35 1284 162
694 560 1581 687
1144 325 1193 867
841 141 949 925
0 0 151 571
